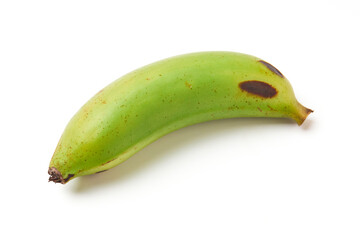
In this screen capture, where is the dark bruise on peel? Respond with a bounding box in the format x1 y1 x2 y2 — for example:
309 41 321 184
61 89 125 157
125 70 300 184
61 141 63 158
259 60 284 78
64 174 74 183
239 80 278 98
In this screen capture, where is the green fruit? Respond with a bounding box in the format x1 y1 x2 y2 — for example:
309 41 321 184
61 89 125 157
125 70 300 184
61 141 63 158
48 51 312 184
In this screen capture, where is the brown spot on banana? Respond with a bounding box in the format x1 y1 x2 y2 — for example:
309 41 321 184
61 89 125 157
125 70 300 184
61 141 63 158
239 80 278 98
258 60 284 78
63 174 74 183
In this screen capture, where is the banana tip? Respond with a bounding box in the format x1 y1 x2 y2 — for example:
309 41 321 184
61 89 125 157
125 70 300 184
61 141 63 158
48 167 66 184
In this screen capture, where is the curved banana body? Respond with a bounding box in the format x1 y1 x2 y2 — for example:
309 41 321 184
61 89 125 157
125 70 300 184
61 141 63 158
48 52 312 184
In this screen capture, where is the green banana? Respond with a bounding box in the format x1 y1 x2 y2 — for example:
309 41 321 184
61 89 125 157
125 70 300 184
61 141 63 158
48 51 312 184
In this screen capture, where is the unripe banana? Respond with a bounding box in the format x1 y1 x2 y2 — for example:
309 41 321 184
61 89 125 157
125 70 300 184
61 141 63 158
48 51 312 184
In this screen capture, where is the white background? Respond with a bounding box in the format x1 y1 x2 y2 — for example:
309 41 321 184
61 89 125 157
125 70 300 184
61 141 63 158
1 0 359 239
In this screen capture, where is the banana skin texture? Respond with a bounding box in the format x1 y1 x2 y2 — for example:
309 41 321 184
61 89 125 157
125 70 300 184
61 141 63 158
48 52 312 184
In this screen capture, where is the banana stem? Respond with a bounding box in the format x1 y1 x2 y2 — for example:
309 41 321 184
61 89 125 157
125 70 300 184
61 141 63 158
293 102 313 125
